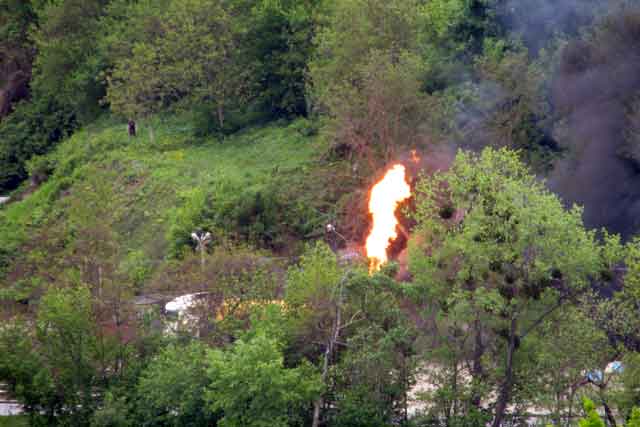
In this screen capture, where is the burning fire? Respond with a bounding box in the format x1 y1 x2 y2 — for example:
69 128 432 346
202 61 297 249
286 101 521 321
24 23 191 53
411 149 420 163
365 164 411 272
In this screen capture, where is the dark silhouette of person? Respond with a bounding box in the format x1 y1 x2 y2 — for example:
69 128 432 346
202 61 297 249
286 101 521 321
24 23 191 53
128 119 136 137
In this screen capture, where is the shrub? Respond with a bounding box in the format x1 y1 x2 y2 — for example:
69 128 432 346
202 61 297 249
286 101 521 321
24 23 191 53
0 98 76 192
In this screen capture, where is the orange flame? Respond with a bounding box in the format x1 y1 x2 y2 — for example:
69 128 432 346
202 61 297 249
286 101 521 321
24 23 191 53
411 149 420 164
365 164 411 272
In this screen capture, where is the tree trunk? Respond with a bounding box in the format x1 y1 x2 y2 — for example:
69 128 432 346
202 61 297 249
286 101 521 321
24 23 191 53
492 317 518 427
312 281 344 427
217 104 224 129
312 341 331 427
471 316 485 408
403 359 409 427
600 393 617 427
568 384 578 425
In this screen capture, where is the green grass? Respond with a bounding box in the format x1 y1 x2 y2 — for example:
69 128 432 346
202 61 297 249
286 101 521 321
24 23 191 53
0 115 329 289
0 416 28 427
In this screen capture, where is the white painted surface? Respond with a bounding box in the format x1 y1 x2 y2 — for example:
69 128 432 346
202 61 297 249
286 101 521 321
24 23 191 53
164 293 209 335
165 292 206 313
0 401 23 416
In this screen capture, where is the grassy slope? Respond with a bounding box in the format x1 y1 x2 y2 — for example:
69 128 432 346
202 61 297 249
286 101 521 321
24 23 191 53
0 115 328 290
0 417 28 427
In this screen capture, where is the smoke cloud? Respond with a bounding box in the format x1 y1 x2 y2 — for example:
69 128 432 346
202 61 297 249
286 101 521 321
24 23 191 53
547 5 640 238
499 0 612 52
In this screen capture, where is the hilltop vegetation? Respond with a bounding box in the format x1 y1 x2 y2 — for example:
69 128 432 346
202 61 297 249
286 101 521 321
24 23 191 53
0 115 335 295
2 1 640 427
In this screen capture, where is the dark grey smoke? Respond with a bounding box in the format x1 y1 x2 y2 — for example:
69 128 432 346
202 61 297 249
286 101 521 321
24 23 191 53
546 5 640 238
548 104 640 237
498 0 612 53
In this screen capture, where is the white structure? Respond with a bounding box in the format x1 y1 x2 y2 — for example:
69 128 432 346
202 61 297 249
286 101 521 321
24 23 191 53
0 401 23 416
0 383 23 416
164 292 209 335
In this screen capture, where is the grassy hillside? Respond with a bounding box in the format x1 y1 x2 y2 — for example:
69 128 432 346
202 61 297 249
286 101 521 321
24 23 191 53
0 417 28 427
0 115 339 298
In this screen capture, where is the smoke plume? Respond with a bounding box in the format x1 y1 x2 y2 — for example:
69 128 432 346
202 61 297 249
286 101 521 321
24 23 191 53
547 5 640 238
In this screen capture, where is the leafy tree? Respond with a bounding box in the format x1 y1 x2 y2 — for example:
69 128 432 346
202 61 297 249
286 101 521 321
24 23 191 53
35 285 100 425
463 39 554 171
206 333 322 427
330 274 416 427
30 0 109 120
409 147 602 426
615 350 640 420
1 281 142 426
134 342 217 427
90 392 132 427
579 398 640 427
530 308 614 425
0 0 35 71
285 243 416 427
324 50 437 168
580 398 606 427
629 407 640 427
0 97 76 191
1 285 107 426
105 42 170 142
106 0 251 136
285 241 344 427
421 0 504 59
0 320 52 424
309 0 438 169
0 0 35 117
98 0 169 62
245 0 320 116
166 0 251 129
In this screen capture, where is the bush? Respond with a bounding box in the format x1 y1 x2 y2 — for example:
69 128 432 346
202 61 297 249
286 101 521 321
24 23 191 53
166 188 212 259
0 98 76 192
289 117 319 137
192 103 273 137
168 172 323 257
26 154 54 186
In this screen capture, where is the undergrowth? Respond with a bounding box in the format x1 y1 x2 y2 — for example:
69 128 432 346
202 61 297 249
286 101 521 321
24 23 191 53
0 115 335 293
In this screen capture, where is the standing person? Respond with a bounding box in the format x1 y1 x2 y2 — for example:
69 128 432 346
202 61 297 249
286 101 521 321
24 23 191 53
128 119 136 137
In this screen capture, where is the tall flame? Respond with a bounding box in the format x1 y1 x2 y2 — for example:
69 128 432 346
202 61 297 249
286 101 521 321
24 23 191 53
365 164 411 272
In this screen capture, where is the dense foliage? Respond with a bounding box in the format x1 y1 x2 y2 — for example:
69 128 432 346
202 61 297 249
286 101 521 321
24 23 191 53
3 1 640 427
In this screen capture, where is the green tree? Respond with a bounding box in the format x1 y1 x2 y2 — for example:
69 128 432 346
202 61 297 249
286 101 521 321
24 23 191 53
106 0 251 135
35 285 100 425
0 0 35 117
105 42 169 142
0 96 75 191
628 408 640 427
206 333 321 427
134 342 217 427
0 283 137 427
90 392 132 427
30 0 109 120
409 147 602 426
580 398 606 427
330 272 416 427
0 320 53 424
615 353 640 421
245 0 320 116
285 242 344 427
309 0 437 169
285 243 416 427
466 39 553 171
520 305 617 425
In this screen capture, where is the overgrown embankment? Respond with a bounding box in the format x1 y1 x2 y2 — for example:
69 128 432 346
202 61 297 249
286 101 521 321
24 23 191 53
0 115 341 300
